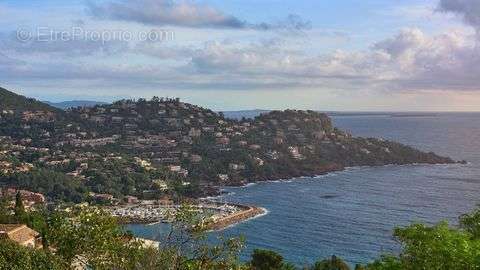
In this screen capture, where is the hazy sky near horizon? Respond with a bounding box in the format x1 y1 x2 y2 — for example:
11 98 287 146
1 0 480 111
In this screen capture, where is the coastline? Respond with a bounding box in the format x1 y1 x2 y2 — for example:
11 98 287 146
213 161 464 193
123 162 464 231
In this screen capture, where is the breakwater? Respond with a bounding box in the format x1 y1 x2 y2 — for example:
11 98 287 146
205 204 266 231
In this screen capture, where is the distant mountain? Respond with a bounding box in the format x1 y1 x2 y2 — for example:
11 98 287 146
45 100 108 110
221 109 270 120
0 87 58 112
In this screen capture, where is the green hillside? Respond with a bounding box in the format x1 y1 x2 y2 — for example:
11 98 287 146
0 87 58 112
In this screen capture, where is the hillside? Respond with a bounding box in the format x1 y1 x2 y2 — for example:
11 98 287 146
0 89 457 203
0 87 58 112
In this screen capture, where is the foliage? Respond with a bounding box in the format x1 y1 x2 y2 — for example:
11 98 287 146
46 206 145 269
1 206 480 269
14 192 25 219
459 207 480 239
310 255 350 270
0 169 88 203
154 204 245 270
0 240 65 270
250 249 296 270
0 87 58 113
365 212 480 270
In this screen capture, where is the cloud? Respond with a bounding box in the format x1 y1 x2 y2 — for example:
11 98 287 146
438 0 480 32
183 27 480 92
87 0 310 31
0 30 129 57
3 27 480 94
373 28 480 91
2 1 480 97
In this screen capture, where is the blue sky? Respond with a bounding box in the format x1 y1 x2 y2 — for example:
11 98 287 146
0 0 479 111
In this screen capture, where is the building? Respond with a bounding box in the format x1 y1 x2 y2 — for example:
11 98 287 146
168 165 182 172
0 224 42 249
217 174 230 182
288 146 304 160
190 154 202 163
229 163 246 171
249 144 261 150
124 196 139 204
216 137 230 145
1 189 46 205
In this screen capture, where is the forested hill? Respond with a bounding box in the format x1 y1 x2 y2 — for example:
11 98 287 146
0 87 457 202
0 87 59 112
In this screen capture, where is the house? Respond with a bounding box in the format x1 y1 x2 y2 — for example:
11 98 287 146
229 163 246 171
2 189 46 205
90 116 107 124
249 144 261 150
216 137 230 145
217 174 230 182
237 140 248 147
266 150 280 160
360 148 371 155
0 224 42 249
273 137 284 145
253 157 265 166
288 146 304 160
168 165 182 172
92 193 114 202
312 131 326 140
190 154 202 163
188 128 202 138
124 196 139 204
177 169 189 178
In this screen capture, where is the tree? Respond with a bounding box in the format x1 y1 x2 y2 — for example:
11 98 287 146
354 264 366 270
0 239 65 270
459 207 480 239
250 249 295 270
14 192 25 220
311 255 350 270
155 204 245 270
0 194 11 223
46 207 145 269
365 220 480 269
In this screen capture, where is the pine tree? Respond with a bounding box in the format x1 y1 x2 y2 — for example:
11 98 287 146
14 191 25 220
0 194 11 223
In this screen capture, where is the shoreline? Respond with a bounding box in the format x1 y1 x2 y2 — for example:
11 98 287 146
125 162 464 230
209 161 465 196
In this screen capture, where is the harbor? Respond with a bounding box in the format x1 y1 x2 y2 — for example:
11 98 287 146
107 200 266 230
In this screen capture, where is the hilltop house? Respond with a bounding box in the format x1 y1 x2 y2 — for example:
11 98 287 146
0 224 42 249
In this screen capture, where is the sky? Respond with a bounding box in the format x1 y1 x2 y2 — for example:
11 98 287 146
1 0 480 111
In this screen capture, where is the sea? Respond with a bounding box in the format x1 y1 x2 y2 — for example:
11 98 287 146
126 112 480 266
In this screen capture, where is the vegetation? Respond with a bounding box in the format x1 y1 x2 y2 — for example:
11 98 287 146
0 88 456 202
0 201 479 269
0 87 469 269
0 87 58 113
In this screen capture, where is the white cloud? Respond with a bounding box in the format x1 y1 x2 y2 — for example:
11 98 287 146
3 26 480 94
87 0 310 31
2 0 480 105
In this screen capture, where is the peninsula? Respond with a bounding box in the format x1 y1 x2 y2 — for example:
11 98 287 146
0 86 456 208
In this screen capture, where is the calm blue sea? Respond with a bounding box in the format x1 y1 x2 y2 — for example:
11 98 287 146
127 112 480 266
